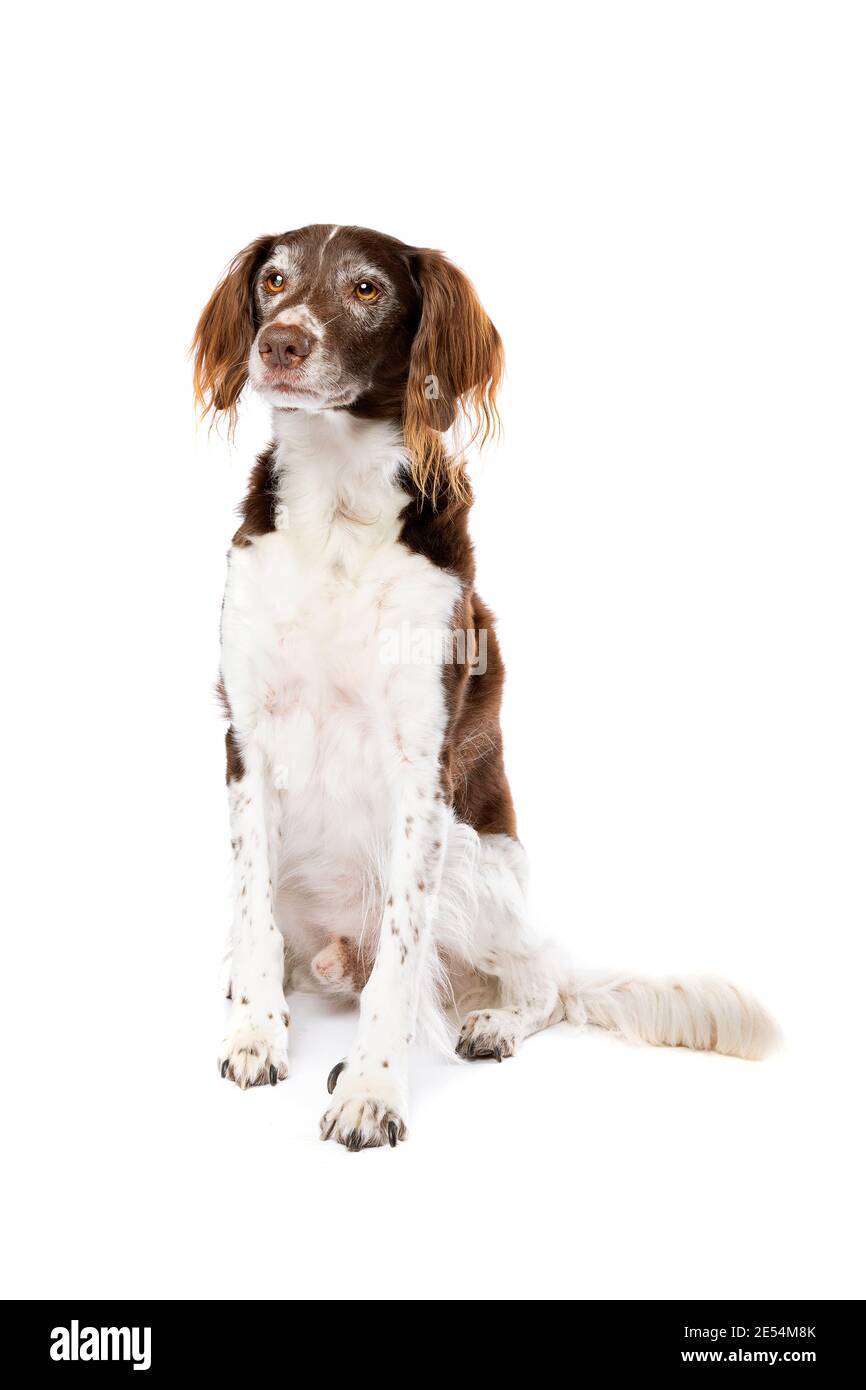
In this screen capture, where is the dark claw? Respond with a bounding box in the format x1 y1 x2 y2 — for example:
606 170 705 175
494 1046 503 1062
345 1130 364 1152
327 1060 346 1095
220 1059 229 1078
388 1120 398 1148
321 1117 336 1142
269 1064 277 1086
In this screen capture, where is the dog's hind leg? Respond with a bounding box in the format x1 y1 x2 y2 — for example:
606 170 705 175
456 976 565 1059
445 831 566 1060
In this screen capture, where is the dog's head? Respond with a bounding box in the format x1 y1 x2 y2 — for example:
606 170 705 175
192 224 503 498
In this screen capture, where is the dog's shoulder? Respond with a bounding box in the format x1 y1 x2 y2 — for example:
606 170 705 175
231 445 279 549
396 468 476 585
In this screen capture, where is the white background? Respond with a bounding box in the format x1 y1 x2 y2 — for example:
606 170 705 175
2 1 864 1301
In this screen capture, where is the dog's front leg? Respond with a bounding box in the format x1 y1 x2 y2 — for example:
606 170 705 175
320 759 446 1149
219 735 290 1088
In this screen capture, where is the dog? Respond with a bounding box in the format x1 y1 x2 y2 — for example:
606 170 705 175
193 224 777 1150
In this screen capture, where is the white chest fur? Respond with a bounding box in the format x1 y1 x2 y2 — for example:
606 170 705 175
220 411 462 941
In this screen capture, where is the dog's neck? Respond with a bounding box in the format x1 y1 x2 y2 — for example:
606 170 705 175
270 406 410 546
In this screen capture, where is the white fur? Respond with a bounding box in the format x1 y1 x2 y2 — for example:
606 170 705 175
218 408 778 1138
220 410 462 1133
562 970 778 1060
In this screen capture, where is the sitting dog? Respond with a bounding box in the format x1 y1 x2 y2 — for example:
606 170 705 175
193 224 776 1151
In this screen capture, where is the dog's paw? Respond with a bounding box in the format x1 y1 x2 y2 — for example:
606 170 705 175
219 1000 291 1089
319 1067 407 1150
456 1008 521 1061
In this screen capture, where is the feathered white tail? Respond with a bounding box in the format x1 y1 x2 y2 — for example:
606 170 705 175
562 970 779 1060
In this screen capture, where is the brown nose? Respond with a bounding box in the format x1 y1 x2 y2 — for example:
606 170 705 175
258 323 314 367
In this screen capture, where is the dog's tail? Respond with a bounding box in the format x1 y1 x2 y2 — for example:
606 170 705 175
561 968 779 1060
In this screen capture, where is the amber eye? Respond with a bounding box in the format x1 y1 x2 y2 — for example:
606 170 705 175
354 280 380 302
264 272 285 294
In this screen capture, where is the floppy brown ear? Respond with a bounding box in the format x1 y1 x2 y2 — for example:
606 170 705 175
404 250 504 502
192 235 274 427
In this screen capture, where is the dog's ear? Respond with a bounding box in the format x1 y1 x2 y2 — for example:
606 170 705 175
192 235 274 427
404 249 504 502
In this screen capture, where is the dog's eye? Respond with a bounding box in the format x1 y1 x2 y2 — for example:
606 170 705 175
354 280 380 302
264 273 285 294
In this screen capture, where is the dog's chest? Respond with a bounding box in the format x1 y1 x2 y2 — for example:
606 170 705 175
227 523 446 715
221 463 461 860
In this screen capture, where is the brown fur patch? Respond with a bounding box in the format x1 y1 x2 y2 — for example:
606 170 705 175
231 446 279 547
225 727 245 784
312 934 372 994
398 474 516 838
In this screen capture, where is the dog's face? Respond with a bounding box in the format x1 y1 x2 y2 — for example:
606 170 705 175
246 225 420 414
193 224 504 498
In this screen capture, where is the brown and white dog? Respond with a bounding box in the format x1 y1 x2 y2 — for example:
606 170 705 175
193 224 777 1151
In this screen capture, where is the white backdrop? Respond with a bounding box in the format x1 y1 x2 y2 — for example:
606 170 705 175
2 0 864 1300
